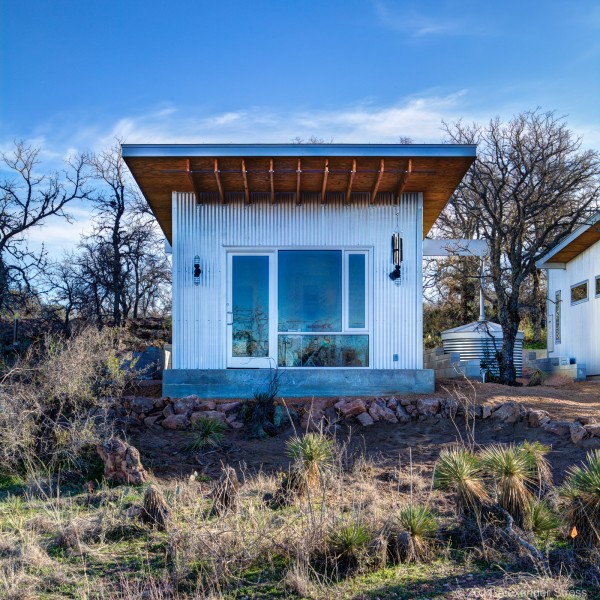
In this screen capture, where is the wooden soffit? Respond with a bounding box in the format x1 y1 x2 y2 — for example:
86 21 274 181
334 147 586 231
122 144 476 243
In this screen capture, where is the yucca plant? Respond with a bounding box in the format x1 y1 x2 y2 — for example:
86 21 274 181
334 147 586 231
391 504 438 562
525 499 560 540
285 432 335 490
434 447 490 516
480 444 535 525
520 440 553 492
184 417 227 451
561 449 600 547
326 517 372 570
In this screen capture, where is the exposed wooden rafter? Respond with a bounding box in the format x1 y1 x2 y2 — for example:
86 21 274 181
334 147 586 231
321 159 329 204
296 158 302 205
395 159 412 198
241 159 250 205
269 158 275 204
345 158 356 205
213 159 225 204
186 159 203 204
370 159 385 204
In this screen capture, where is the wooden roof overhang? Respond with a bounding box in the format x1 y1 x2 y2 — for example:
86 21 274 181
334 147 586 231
537 211 600 269
122 143 476 243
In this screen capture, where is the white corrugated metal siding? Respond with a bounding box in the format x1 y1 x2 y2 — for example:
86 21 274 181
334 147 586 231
547 242 600 376
172 192 423 370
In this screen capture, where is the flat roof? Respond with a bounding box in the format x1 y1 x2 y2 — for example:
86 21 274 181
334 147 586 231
122 143 476 242
536 211 600 269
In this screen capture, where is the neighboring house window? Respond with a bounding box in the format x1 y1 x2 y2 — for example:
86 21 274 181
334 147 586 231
571 280 589 304
555 291 561 344
278 249 369 367
596 275 600 298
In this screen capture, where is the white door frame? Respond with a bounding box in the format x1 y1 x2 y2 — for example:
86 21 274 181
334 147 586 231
226 251 277 368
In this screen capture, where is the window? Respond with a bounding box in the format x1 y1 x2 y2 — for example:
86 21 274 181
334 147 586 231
596 276 600 298
571 281 588 305
555 291 561 344
277 250 369 367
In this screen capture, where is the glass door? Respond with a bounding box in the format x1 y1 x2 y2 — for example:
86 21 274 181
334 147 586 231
227 253 276 368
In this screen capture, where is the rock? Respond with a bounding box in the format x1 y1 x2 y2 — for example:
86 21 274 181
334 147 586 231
153 397 166 410
541 420 571 437
161 414 191 430
219 401 242 414
491 402 525 424
324 406 341 426
481 404 493 419
228 420 244 429
581 437 600 450
577 416 597 426
528 409 551 428
335 398 366 418
300 410 325 432
368 402 398 423
144 415 162 429
405 404 418 416
400 398 413 406
585 423 600 437
570 422 588 445
162 404 174 418
131 397 155 414
195 410 227 424
416 398 440 416
441 399 459 419
96 439 148 485
356 412 374 426
395 405 412 423
386 397 398 411
173 398 194 415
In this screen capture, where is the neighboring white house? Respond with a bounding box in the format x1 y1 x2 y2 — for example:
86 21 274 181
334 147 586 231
537 211 600 378
122 144 475 397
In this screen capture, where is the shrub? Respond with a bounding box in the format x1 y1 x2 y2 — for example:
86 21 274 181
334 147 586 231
561 449 600 547
480 444 535 526
326 517 373 572
184 417 226 452
526 499 560 539
0 328 134 475
390 504 438 562
434 447 489 516
520 440 553 491
285 432 335 490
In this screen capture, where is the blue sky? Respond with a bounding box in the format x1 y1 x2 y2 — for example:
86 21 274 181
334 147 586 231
1 0 600 250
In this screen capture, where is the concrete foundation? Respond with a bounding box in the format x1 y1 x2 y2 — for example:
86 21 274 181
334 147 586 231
163 368 435 399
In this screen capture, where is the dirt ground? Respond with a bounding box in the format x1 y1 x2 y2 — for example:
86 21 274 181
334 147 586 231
130 377 600 485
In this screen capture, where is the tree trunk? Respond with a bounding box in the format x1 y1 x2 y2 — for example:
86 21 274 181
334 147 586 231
531 270 544 344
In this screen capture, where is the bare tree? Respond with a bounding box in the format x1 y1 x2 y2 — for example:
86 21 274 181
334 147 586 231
0 142 90 313
443 110 600 385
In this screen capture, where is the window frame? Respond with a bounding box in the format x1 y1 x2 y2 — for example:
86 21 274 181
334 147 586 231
595 275 600 298
555 290 561 344
570 280 589 305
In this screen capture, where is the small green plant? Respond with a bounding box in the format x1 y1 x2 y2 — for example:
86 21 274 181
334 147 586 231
285 432 335 489
184 417 227 451
526 499 560 539
434 447 489 516
480 444 535 525
520 440 553 491
391 504 438 562
561 449 600 547
326 518 372 567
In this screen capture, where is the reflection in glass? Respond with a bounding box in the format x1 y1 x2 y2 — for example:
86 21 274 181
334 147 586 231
278 335 369 367
232 256 269 357
348 254 366 328
278 251 342 332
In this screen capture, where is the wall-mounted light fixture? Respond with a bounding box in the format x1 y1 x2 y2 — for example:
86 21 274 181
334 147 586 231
389 233 403 283
193 255 202 285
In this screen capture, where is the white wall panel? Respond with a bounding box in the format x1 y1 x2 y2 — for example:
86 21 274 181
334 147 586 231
547 242 600 376
172 192 423 370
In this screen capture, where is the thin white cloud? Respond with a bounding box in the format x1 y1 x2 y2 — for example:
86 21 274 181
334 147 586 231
373 0 479 37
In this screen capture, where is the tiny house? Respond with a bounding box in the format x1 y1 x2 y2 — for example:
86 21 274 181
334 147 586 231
537 211 600 378
122 144 475 397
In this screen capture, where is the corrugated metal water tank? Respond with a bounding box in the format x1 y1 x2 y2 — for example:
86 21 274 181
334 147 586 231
441 320 524 377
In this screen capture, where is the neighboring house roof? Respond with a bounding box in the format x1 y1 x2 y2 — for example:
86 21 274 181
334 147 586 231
536 211 600 269
121 143 476 243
